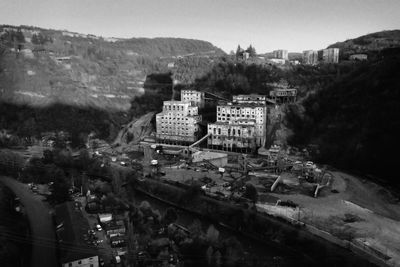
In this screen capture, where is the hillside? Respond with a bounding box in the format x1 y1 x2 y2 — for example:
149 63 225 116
286 47 400 185
328 30 400 59
0 25 224 111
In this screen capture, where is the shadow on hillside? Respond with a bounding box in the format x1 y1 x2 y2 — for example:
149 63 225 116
0 100 127 147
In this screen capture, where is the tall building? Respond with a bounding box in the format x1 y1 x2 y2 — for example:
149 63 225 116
207 94 268 153
181 90 205 108
156 91 202 145
302 50 319 65
321 48 339 63
273 50 288 60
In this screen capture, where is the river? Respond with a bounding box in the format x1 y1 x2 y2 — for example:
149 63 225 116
130 190 313 267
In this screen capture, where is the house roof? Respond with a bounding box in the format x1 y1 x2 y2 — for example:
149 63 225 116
55 202 98 264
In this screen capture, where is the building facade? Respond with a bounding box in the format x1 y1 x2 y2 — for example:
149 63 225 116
181 90 205 108
156 92 202 145
269 88 297 104
273 50 288 60
321 48 339 63
302 50 319 65
207 95 268 153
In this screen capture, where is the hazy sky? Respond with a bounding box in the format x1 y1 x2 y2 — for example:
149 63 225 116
0 0 399 53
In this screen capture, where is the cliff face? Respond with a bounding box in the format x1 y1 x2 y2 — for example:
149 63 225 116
113 112 155 149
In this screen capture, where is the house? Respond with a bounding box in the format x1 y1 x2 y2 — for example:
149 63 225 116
98 213 112 224
55 202 99 267
349 54 368 61
104 220 126 237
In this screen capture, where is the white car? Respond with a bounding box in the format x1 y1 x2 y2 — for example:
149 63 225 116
96 224 103 231
305 161 314 167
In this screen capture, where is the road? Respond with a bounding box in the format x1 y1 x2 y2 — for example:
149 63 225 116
0 176 57 267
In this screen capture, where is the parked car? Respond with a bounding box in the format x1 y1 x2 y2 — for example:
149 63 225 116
96 224 103 231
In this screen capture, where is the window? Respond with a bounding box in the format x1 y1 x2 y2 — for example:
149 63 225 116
218 128 221 135
78 261 82 264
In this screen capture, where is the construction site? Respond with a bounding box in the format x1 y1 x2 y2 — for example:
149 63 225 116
86 88 400 266
125 135 399 267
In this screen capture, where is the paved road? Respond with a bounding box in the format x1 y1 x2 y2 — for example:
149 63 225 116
0 176 57 267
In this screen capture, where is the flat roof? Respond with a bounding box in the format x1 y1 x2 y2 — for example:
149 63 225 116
218 102 267 108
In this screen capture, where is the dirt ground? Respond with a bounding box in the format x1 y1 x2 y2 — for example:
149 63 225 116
267 171 400 266
156 156 400 266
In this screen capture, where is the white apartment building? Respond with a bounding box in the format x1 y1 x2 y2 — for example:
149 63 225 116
156 97 202 145
273 50 288 60
322 48 339 63
181 90 205 108
207 95 268 153
303 50 319 65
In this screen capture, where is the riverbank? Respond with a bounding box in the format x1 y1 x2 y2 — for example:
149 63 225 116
130 177 382 267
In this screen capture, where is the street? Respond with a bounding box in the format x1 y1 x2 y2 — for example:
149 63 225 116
0 176 57 267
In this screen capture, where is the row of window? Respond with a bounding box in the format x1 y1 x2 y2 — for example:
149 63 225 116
217 115 259 121
160 131 190 136
164 105 186 111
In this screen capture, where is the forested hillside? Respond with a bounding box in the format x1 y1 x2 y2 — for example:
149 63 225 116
286 47 400 184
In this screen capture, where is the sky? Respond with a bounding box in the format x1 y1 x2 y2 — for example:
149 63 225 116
0 0 399 53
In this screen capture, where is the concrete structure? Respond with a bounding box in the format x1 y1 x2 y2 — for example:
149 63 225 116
233 94 267 105
156 91 202 145
303 50 319 65
207 95 268 153
269 88 297 104
267 58 286 65
273 50 288 60
192 151 228 167
321 48 339 63
55 202 99 267
181 90 205 108
349 54 368 61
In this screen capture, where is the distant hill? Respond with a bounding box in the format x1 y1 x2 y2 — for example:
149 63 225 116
328 30 400 59
0 25 224 111
117 37 225 57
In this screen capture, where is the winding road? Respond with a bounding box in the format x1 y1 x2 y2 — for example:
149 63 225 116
0 176 57 267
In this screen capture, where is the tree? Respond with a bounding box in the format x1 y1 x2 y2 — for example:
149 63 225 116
42 150 54 164
206 225 220 244
51 168 70 203
245 45 256 58
243 183 258 204
222 237 244 267
162 208 178 225
235 45 242 59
